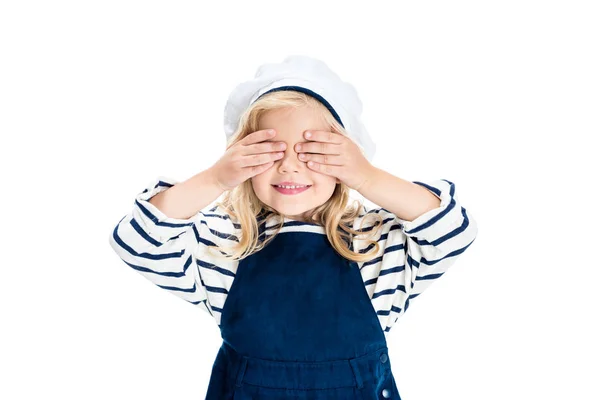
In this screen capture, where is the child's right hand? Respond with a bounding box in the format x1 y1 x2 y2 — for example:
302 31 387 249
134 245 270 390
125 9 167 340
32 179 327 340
211 129 287 191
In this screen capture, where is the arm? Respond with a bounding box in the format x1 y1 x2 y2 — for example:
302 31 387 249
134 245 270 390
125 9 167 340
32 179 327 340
354 172 478 332
358 166 442 222
107 169 227 315
148 167 225 220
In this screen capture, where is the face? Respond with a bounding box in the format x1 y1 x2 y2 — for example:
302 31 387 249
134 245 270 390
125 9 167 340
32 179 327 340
251 105 340 222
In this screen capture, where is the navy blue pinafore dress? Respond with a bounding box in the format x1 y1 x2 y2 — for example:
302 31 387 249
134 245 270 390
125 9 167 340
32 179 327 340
204 224 402 399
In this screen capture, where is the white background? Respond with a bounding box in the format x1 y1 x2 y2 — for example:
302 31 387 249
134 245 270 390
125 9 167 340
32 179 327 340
1 1 598 399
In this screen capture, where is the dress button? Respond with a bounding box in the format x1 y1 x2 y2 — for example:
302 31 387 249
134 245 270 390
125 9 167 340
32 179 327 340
380 353 388 363
381 388 391 398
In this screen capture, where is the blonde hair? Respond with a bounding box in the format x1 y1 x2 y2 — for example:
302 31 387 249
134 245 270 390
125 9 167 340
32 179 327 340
208 90 384 265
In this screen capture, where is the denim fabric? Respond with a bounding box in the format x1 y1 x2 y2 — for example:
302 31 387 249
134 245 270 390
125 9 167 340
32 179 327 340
205 231 402 399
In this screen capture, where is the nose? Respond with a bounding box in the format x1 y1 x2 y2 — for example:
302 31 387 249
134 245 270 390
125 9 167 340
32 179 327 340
277 145 304 173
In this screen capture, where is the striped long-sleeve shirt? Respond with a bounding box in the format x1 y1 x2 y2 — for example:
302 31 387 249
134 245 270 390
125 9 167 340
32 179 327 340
108 176 478 334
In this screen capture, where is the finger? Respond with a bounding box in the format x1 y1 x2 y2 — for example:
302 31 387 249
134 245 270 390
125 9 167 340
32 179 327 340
298 152 343 166
242 129 276 145
248 160 276 177
305 160 343 178
302 130 344 144
295 140 340 155
243 140 286 156
241 150 284 168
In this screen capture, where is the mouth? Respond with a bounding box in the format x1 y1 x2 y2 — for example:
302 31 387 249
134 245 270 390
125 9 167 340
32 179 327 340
272 184 312 195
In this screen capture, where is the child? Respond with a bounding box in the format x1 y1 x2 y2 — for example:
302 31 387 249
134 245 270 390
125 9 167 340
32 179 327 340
108 55 478 400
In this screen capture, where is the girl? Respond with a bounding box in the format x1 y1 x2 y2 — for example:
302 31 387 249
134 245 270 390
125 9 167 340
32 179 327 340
108 55 478 400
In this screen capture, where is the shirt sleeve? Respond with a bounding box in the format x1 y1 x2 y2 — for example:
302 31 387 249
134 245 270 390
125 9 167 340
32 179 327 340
355 178 479 334
108 176 216 317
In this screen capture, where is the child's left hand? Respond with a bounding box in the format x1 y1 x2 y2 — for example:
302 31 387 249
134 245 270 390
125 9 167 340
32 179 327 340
295 129 374 191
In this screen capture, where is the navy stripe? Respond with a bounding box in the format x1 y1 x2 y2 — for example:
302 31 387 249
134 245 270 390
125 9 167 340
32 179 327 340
425 207 472 247
416 238 477 266
156 281 196 293
376 305 402 316
130 217 163 247
401 180 455 235
415 272 445 281
211 305 224 314
197 259 236 278
372 284 407 300
378 265 406 277
204 285 229 295
135 198 195 228
112 223 184 260
141 179 174 194
118 252 194 278
198 219 240 242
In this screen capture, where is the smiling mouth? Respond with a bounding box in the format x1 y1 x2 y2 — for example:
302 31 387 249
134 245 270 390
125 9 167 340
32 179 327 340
272 185 312 195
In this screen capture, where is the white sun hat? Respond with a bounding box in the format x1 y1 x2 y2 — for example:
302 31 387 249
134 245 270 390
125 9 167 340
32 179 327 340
223 55 376 162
